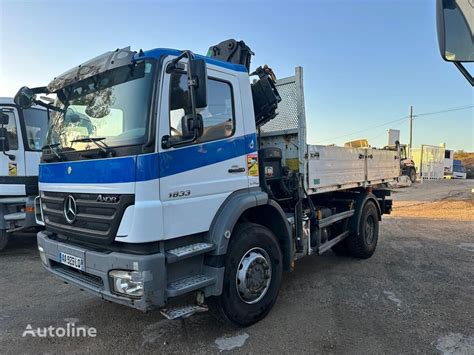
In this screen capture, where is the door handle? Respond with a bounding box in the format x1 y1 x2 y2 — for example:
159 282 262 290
228 167 245 173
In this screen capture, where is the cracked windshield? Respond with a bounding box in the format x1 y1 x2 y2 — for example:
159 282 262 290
45 60 155 151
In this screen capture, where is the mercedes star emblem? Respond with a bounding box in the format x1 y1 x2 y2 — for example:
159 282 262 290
63 195 77 224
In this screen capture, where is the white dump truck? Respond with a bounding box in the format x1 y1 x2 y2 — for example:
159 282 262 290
0 98 48 250
15 40 399 326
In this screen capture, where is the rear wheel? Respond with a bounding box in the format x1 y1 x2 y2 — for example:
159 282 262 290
346 201 379 259
0 230 9 251
208 222 282 327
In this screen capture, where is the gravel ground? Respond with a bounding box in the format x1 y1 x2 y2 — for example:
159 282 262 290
390 179 474 221
0 180 473 354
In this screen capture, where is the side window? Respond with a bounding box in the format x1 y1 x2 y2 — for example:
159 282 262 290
1 109 18 150
22 108 49 151
169 72 234 143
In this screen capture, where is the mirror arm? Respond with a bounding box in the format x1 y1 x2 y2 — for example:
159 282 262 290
2 151 15 161
161 130 199 149
0 136 15 161
32 99 65 113
30 86 48 94
453 62 474 86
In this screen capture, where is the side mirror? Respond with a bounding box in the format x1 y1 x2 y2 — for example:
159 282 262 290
0 128 10 152
0 111 9 125
189 59 208 109
14 86 36 109
436 0 474 85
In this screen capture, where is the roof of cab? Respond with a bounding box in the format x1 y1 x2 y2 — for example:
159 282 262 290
0 97 14 105
137 48 248 73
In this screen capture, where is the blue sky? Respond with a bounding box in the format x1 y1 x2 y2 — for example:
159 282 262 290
1 0 472 150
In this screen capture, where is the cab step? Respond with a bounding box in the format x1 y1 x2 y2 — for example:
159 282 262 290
166 274 215 297
4 212 26 221
160 304 208 320
166 242 215 263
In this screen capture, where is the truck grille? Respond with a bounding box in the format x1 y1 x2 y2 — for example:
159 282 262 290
41 191 134 244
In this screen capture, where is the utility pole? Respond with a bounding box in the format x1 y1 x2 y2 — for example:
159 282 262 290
409 105 413 151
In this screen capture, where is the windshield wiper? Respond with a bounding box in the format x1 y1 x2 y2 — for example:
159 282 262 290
41 143 66 161
70 137 111 154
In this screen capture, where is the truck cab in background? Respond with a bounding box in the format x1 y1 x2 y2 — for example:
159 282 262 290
0 98 48 250
383 143 417 183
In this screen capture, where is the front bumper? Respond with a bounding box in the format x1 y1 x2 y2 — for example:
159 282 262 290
37 231 166 311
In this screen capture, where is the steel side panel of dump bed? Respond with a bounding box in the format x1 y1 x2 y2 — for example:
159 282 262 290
307 145 366 190
307 145 400 193
366 148 400 182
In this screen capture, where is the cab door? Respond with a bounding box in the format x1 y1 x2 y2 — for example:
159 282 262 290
158 60 249 239
0 105 26 195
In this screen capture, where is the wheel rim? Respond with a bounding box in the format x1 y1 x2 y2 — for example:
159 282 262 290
235 247 272 304
365 215 375 245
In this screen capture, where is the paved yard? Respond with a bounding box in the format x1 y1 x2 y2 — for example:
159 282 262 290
0 180 473 354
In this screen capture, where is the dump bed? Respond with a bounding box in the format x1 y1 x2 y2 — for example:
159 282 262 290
259 67 400 194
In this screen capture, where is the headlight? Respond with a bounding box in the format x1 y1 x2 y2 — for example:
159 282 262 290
38 245 47 266
109 270 144 298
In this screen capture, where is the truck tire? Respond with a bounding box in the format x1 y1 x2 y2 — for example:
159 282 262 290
408 167 416 183
208 222 282 327
0 230 9 251
346 201 379 259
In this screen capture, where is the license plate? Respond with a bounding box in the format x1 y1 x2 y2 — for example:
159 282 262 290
59 252 84 271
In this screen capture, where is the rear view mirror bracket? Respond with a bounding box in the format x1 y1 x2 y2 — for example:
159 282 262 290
453 62 474 86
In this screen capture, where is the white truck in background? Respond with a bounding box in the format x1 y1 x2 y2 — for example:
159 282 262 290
0 98 48 250
15 40 399 327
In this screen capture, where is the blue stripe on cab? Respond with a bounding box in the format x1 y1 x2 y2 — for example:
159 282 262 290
160 135 247 178
39 133 257 184
39 156 137 184
136 153 160 181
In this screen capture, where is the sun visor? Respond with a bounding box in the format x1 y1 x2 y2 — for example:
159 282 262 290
46 47 136 93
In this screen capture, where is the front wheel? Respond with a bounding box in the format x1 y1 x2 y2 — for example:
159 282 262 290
0 230 9 251
346 201 379 259
208 223 283 327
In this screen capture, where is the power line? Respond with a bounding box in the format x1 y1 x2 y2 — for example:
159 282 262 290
368 120 406 144
413 105 473 119
314 104 473 144
366 105 473 146
314 115 408 143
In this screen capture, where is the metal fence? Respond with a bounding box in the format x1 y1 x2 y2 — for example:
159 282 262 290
411 145 445 179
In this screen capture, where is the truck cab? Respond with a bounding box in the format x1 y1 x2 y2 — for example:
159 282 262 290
0 98 48 250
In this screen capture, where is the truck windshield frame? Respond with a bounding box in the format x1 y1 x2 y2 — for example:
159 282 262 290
43 60 156 161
